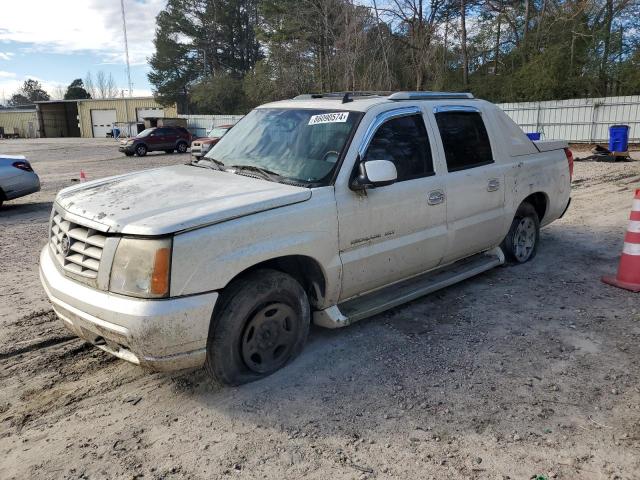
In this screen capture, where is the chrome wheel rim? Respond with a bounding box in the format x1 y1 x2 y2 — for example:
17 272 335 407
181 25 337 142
136 145 145 155
241 303 298 374
178 143 187 152
514 217 536 262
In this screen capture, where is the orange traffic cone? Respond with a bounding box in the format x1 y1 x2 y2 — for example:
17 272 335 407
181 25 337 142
80 170 87 182
602 189 640 292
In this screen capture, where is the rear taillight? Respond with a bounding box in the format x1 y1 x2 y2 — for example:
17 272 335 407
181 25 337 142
564 148 573 181
12 161 33 172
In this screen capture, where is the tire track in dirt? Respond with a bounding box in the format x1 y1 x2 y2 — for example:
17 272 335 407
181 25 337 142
0 335 76 360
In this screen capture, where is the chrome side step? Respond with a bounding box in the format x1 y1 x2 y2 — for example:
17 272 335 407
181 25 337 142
313 248 504 328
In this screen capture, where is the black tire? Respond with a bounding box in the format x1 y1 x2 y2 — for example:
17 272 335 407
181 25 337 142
124 152 134 157
135 144 147 157
164 149 175 154
176 141 188 153
205 269 310 386
501 202 540 263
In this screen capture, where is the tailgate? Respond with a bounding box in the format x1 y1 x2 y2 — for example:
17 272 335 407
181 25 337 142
533 139 568 152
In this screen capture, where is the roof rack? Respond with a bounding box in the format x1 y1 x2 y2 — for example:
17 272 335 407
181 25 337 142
292 91 474 104
292 91 389 103
388 91 474 101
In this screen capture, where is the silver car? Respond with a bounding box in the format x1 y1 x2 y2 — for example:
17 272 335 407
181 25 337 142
0 155 40 208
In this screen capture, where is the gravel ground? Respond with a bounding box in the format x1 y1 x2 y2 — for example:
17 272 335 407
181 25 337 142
1 138 640 480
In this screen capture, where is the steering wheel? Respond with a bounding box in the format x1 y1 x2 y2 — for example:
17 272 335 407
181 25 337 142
322 150 340 163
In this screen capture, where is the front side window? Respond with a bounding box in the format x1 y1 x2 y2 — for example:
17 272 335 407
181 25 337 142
136 128 154 138
363 114 434 181
207 108 363 184
435 111 493 172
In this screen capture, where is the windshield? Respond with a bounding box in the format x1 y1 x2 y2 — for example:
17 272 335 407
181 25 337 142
205 108 363 184
208 127 229 138
136 128 154 138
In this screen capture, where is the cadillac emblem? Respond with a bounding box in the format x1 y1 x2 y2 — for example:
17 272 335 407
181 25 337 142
61 234 71 257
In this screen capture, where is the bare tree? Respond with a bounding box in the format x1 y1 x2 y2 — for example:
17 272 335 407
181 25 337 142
53 85 66 100
84 71 96 98
378 0 443 90
95 71 119 99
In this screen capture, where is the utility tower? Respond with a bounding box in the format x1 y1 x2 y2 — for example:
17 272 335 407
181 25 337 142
120 0 133 97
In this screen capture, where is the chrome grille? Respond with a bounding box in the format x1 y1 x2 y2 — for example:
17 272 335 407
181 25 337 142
50 212 107 279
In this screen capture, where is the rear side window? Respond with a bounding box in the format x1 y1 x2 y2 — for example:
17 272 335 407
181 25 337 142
435 111 493 172
363 114 434 181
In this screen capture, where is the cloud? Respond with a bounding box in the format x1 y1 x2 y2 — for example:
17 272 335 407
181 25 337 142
0 0 165 65
0 52 14 60
0 70 16 78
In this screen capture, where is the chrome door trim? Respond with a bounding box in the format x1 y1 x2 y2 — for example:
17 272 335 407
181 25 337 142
357 106 422 158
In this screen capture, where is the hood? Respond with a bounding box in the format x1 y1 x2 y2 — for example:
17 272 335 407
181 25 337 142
56 165 311 235
193 137 221 144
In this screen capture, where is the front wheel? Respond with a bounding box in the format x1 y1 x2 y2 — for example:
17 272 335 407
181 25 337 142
205 269 310 386
501 202 540 263
176 141 188 153
135 144 147 157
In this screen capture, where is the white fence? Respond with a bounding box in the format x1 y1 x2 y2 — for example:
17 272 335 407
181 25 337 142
497 95 640 143
179 114 243 137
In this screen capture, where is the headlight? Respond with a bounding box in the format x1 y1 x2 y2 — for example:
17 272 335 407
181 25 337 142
109 237 172 298
126 139 134 144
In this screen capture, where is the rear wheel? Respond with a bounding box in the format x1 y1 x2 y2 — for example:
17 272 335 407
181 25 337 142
176 141 188 153
135 144 147 157
501 202 540 263
205 269 310 386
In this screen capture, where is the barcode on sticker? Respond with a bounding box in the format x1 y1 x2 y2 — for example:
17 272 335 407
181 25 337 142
308 112 349 125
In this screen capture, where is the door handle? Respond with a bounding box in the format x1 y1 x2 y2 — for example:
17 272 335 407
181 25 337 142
487 178 500 192
428 190 445 205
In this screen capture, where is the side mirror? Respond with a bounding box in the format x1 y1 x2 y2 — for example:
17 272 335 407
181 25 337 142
351 160 397 190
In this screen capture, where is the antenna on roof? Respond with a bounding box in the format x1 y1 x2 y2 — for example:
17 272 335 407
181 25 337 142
120 0 133 97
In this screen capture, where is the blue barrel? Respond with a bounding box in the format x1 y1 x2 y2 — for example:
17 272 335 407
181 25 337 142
609 125 629 153
526 132 541 141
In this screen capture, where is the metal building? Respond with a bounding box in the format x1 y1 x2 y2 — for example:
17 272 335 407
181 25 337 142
0 109 39 138
33 97 178 138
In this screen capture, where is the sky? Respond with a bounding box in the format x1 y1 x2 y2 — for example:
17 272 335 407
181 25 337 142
0 0 166 104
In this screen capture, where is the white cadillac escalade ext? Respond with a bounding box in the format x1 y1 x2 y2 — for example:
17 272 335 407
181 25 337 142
40 91 572 385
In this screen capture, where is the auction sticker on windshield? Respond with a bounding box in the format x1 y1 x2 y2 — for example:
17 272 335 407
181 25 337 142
308 112 349 125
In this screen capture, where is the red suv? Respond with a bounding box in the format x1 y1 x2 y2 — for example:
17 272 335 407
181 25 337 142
119 126 192 157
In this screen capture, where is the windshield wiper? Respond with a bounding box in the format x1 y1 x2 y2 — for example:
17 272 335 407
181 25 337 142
189 157 225 171
228 164 283 182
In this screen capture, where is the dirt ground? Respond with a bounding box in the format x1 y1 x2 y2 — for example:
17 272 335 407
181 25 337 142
1 138 640 480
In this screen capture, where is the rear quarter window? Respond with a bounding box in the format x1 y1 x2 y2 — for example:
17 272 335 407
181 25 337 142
435 111 493 172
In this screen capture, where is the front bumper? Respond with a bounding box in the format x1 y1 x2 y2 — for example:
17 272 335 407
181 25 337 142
119 144 135 153
190 146 210 158
39 245 218 371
